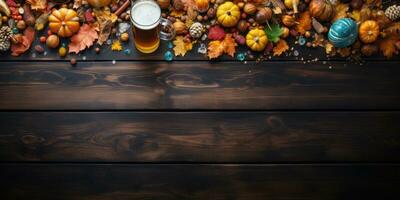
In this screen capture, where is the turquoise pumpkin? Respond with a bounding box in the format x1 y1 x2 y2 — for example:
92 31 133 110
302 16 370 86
328 18 358 48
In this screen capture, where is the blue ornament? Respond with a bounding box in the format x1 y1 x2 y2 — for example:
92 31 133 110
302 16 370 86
12 27 19 34
298 36 306 46
164 51 173 61
167 41 174 49
328 18 358 48
123 49 132 55
236 53 246 61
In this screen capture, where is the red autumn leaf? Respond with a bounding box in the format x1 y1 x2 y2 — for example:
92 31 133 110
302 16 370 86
11 27 35 57
208 26 226 40
68 24 99 54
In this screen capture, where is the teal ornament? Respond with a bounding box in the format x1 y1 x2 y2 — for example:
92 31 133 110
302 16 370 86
236 53 246 61
12 27 19 34
123 49 132 55
164 51 173 61
167 41 174 49
298 36 306 46
328 18 358 48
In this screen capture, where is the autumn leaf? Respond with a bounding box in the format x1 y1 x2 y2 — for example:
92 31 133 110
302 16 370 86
223 34 237 57
295 11 312 35
350 10 360 22
207 40 224 59
208 26 226 40
26 0 47 11
11 27 35 57
207 34 237 59
111 40 123 51
331 3 349 22
173 36 193 56
383 22 400 36
273 39 289 56
170 9 185 17
265 23 283 43
337 47 351 57
68 24 99 54
325 42 334 55
379 35 399 59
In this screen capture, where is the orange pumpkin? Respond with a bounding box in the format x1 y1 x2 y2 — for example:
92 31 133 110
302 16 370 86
195 0 209 13
87 0 111 8
359 20 380 44
309 0 335 22
48 8 80 38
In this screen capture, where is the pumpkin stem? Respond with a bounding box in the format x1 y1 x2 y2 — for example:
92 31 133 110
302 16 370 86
254 36 259 43
226 11 231 16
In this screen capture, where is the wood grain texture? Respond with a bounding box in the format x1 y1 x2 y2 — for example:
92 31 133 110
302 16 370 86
0 61 399 110
0 32 396 61
0 112 399 162
0 164 399 200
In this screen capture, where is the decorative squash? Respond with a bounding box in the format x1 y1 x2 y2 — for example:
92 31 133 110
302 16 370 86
217 1 241 27
359 20 380 44
87 0 111 8
309 0 335 22
195 0 209 13
48 8 80 38
243 3 257 15
246 28 268 51
282 15 296 27
328 18 358 48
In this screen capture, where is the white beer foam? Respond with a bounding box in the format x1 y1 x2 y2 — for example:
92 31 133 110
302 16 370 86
131 0 161 30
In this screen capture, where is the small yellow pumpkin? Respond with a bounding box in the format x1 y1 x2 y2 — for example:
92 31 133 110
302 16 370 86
246 28 268 51
217 1 241 27
48 8 80 38
359 20 380 44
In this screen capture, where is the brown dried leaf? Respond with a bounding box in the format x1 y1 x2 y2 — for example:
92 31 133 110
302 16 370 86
69 24 99 54
331 3 349 22
379 35 400 59
295 11 312 35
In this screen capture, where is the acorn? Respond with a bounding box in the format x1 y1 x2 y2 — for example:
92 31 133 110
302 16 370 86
237 20 248 32
207 7 216 18
120 32 129 42
281 27 290 38
16 20 26 30
46 35 60 49
173 0 184 11
243 3 257 15
255 7 272 24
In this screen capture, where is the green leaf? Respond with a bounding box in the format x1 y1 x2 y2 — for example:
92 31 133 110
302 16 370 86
265 23 283 43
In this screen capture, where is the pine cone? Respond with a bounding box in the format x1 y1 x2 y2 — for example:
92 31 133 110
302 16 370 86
385 5 400 21
0 26 12 52
189 22 204 39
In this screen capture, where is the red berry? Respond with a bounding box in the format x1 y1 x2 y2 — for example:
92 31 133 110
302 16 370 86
47 30 52 36
70 58 77 66
39 36 46 43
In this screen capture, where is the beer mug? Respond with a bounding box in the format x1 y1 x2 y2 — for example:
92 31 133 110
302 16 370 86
130 0 175 53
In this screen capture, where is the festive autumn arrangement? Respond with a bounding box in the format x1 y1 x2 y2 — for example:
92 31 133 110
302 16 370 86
0 0 399 62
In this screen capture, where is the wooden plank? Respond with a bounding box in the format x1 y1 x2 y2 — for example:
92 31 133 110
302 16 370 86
1 112 399 162
0 61 399 110
0 32 397 61
0 164 399 199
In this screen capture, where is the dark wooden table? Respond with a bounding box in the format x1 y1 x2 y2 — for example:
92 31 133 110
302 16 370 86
0 37 400 199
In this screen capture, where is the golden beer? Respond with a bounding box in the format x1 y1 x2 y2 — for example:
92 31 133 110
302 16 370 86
130 0 174 53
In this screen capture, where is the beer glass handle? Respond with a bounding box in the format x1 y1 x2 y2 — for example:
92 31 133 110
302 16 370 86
160 18 176 41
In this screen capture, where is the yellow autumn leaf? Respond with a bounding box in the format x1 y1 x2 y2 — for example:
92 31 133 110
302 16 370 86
325 42 334 55
207 40 224 59
111 40 122 51
273 39 289 56
351 10 361 22
173 36 193 56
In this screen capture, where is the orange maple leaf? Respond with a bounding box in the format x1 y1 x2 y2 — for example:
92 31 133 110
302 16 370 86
68 24 99 54
26 0 47 11
207 34 237 59
273 39 289 56
379 35 400 59
295 11 312 35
